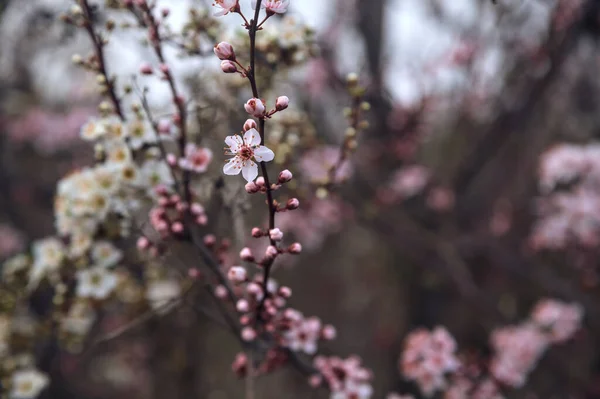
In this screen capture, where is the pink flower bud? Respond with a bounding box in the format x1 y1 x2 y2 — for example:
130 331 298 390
255 176 266 187
214 41 236 60
269 228 284 242
244 98 266 117
240 315 251 325
188 268 201 279
245 181 259 194
161 8 170 17
251 228 263 238
265 245 278 258
278 169 293 184
286 198 300 210
241 327 256 341
236 298 250 312
166 153 177 166
322 325 337 340
228 266 247 283
214 285 228 299
139 63 153 75
221 60 238 73
278 286 292 298
288 243 302 254
196 215 208 225
137 236 150 250
247 282 261 296
191 203 205 215
171 221 184 233
309 375 322 388
204 234 216 246
240 247 254 261
159 63 170 75
243 119 257 131
275 95 289 111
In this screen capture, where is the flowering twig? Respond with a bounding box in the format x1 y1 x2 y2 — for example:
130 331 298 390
75 0 126 121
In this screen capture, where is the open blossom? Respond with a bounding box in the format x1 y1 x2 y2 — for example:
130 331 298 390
212 0 238 16
223 129 274 182
11 369 49 399
76 267 118 299
179 143 213 173
313 355 373 399
531 299 583 343
400 327 460 397
252 0 290 14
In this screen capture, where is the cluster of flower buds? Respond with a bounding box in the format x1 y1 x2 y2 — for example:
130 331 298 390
243 96 290 119
401 327 460 397
225 269 335 355
310 356 374 398
148 186 207 239
244 170 297 198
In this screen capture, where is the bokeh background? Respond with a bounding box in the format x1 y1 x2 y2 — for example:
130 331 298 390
1 0 600 398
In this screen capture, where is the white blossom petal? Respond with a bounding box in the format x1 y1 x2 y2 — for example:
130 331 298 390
253 146 275 162
244 128 261 147
223 158 241 175
225 136 241 153
242 162 259 182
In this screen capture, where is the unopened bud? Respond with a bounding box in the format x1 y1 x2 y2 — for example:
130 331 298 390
286 198 300 210
275 95 289 111
228 267 247 284
220 60 238 73
251 228 263 238
244 98 266 118
288 243 302 254
245 182 259 194
278 169 293 184
214 41 236 61
269 228 284 242
265 245 278 258
240 247 255 262
243 119 257 132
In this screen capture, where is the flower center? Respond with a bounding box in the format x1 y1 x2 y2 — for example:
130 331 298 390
239 145 254 161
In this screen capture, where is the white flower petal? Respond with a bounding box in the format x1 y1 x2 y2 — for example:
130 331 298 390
244 128 261 147
223 158 241 175
242 162 259 182
225 136 241 153
253 146 274 162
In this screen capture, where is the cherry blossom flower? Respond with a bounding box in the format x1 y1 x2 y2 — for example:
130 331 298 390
76 267 118 300
313 355 373 399
179 143 213 173
212 0 238 16
531 298 583 343
10 369 49 399
400 327 460 396
223 129 274 182
252 0 290 15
